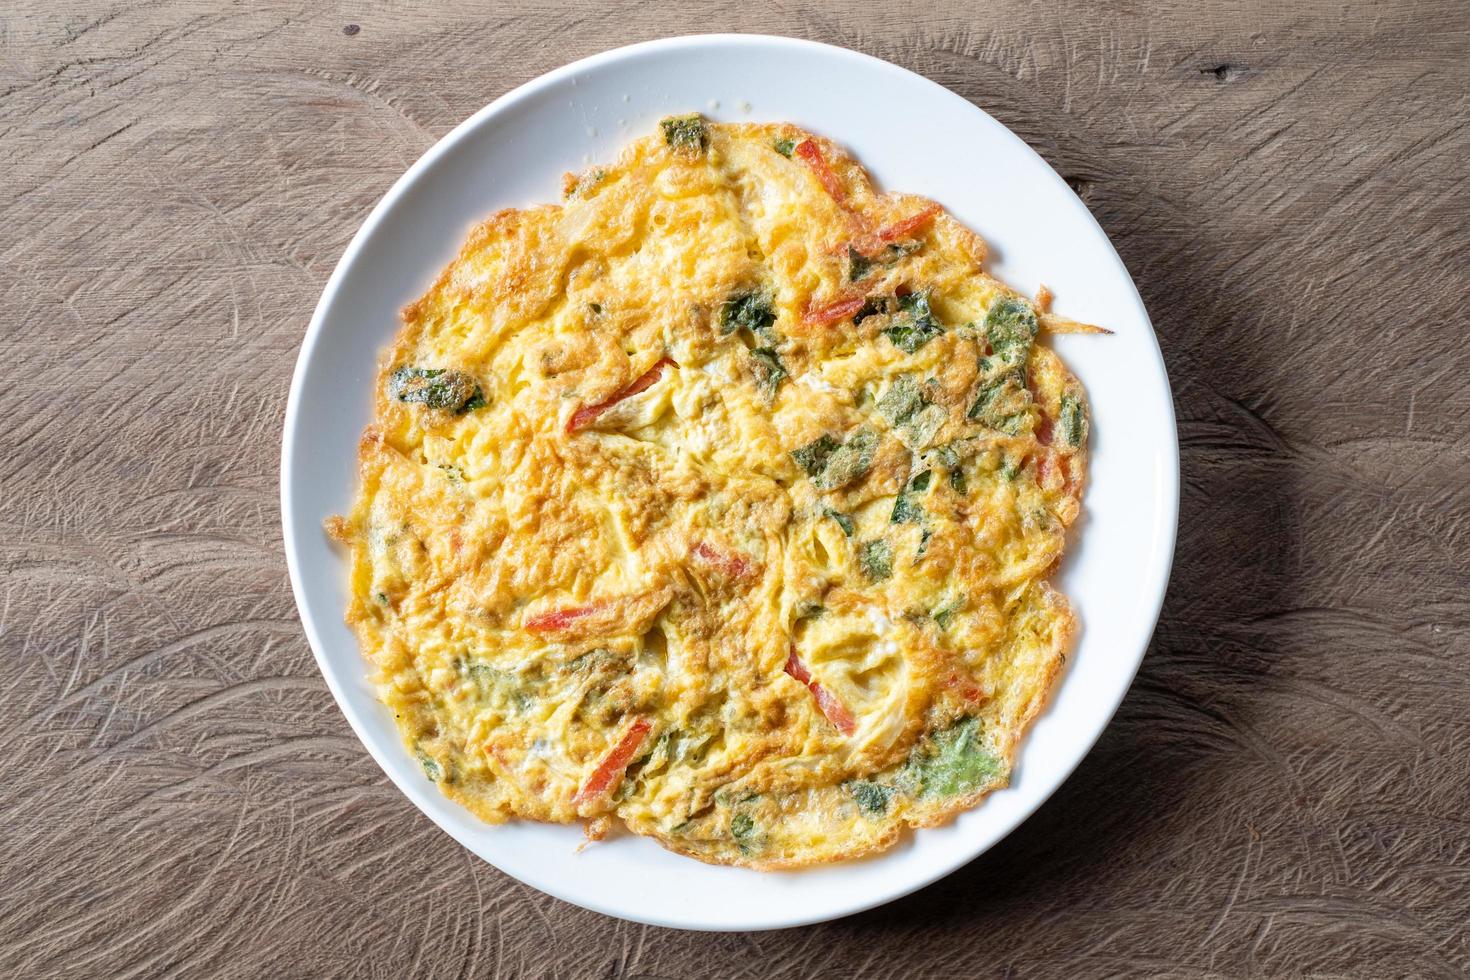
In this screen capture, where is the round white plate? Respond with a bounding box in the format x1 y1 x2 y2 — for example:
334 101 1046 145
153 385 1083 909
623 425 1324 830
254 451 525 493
281 34 1178 931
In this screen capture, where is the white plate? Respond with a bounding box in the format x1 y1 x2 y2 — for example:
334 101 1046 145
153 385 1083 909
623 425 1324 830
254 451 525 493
281 34 1178 931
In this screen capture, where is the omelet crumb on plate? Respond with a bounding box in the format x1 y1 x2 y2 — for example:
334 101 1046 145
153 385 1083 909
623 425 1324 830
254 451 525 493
330 115 1096 868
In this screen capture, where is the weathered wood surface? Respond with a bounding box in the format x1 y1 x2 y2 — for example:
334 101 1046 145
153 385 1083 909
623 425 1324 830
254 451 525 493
2 1 1467 976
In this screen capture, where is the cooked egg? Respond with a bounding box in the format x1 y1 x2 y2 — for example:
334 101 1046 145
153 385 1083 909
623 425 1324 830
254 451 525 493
330 116 1096 868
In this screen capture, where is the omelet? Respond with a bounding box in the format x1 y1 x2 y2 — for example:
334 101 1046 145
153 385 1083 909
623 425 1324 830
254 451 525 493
328 116 1099 868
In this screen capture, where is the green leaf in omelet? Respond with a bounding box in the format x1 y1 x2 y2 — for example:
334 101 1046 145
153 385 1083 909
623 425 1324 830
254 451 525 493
936 443 967 492
823 507 855 537
415 749 442 783
721 289 778 340
749 347 787 400
879 375 946 449
730 812 760 854
661 114 708 154
388 366 484 414
907 716 1006 798
931 596 963 629
882 290 945 354
858 538 892 582
791 434 840 479
890 469 932 524
1059 393 1088 447
849 781 894 815
984 295 1038 366
814 427 877 490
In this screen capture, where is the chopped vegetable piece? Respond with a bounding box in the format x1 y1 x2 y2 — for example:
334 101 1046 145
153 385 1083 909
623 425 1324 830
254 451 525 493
906 716 1005 798
815 427 877 490
842 238 922 271
691 542 754 580
389 366 484 413
721 290 778 339
785 647 857 735
823 507 854 537
749 347 787 399
968 370 1029 434
903 403 946 448
523 600 609 633
999 454 1021 480
878 375 945 448
802 295 866 326
794 139 847 204
882 291 944 353
850 781 893 815
876 203 941 243
1059 393 1087 447
891 469 932 524
932 596 963 629
877 375 924 427
859 538 892 581
1034 408 1055 446
1035 452 1053 488
984 296 1039 365
855 294 896 324
566 356 676 432
730 812 758 852
416 749 442 782
915 528 933 561
660 114 708 153
791 434 840 478
572 717 653 805
463 661 531 711
772 137 796 157
936 444 967 492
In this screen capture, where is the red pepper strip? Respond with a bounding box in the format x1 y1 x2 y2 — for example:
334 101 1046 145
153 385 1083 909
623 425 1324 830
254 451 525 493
1034 452 1052 486
691 542 753 580
831 204 942 258
784 647 857 735
794 139 848 206
572 718 652 805
1035 450 1073 498
1034 411 1054 447
566 356 677 433
524 600 608 633
876 203 941 243
801 295 866 327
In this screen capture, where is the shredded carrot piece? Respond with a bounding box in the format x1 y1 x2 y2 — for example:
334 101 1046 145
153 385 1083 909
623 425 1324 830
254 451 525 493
691 542 753 580
875 203 941 244
524 600 608 633
572 718 652 804
784 648 857 735
566 356 676 432
801 295 865 327
794 139 848 205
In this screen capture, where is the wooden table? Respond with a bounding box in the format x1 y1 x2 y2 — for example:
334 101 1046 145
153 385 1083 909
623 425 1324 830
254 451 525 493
4 2 1466 976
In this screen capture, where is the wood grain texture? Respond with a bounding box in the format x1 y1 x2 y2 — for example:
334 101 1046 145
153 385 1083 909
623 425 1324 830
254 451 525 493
2 0 1467 976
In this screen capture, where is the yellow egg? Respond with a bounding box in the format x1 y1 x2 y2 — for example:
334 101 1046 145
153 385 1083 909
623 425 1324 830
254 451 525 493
329 117 1095 868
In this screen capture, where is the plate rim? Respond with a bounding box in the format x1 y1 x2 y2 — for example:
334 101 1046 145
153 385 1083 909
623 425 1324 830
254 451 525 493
280 32 1180 931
